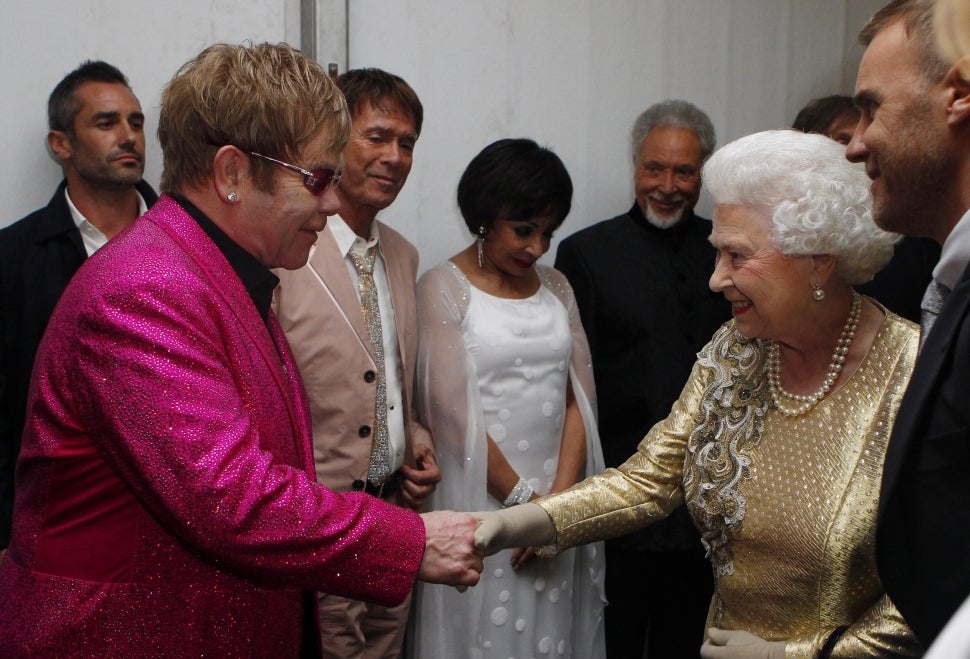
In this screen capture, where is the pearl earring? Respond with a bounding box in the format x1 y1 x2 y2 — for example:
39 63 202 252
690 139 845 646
812 283 825 301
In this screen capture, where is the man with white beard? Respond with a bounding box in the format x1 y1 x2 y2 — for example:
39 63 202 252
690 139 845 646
554 99 730 659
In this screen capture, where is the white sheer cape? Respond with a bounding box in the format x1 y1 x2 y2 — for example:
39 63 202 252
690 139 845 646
410 261 606 658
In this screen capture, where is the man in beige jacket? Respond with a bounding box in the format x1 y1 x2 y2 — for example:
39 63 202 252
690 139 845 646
273 68 439 658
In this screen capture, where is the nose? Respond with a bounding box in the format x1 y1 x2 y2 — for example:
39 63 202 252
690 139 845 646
659 170 677 194
317 185 341 216
844 122 868 164
380 140 404 167
525 232 549 257
118 121 138 147
709 254 729 293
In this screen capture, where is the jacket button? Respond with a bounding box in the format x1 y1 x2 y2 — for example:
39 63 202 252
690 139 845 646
352 479 365 491
359 425 371 437
364 370 376 383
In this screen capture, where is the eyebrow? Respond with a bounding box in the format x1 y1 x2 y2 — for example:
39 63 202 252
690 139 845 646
361 125 417 140
708 234 742 250
851 90 878 109
89 110 145 122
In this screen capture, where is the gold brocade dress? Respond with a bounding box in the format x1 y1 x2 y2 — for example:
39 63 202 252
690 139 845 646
538 310 922 657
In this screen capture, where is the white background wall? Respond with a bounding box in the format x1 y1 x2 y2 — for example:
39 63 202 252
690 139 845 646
1 0 884 272
0 0 300 227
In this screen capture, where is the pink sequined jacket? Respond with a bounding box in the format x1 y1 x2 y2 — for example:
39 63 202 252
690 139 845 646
0 195 425 657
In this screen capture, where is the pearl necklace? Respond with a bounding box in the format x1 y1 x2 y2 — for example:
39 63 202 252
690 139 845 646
767 290 862 417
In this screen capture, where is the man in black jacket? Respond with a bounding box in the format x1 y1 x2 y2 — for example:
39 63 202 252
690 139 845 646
846 0 970 650
554 99 729 658
0 60 157 552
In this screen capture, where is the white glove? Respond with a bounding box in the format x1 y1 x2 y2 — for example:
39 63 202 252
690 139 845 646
472 503 555 556
700 628 787 659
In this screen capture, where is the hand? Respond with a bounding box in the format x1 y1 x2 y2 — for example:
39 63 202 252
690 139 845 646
700 628 787 659
472 503 556 556
418 510 483 587
510 546 537 569
400 450 441 511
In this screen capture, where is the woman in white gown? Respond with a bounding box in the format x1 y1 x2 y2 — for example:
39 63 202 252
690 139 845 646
411 139 606 659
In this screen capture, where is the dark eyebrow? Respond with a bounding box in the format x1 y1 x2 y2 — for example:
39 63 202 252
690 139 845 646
90 110 145 123
852 90 878 109
90 111 121 122
364 125 417 141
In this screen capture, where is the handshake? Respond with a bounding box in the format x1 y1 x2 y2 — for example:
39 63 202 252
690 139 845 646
417 503 556 587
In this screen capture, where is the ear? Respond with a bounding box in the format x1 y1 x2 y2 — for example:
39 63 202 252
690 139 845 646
47 130 72 162
809 253 838 287
211 146 246 204
944 61 970 128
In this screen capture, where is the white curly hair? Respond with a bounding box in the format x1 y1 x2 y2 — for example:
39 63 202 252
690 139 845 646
702 129 900 285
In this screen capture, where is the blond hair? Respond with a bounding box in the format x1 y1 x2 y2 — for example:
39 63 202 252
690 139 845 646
158 42 350 194
935 0 970 77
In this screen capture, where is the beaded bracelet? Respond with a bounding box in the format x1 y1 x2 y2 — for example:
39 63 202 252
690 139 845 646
502 478 534 508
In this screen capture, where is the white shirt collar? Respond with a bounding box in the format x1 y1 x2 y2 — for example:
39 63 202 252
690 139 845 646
327 214 380 259
934 206 970 290
65 187 149 257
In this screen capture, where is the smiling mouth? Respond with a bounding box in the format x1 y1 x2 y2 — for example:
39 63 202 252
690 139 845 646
730 300 751 315
649 198 685 213
372 174 399 187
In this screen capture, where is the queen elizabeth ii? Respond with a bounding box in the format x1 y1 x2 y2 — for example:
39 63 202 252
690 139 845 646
475 129 921 658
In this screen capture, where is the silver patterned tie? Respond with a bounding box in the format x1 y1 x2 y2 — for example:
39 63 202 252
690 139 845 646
349 247 392 485
919 278 950 352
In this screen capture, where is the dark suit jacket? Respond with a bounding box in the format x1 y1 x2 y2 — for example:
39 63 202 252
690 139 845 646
0 178 158 546
876 258 970 648
554 204 731 551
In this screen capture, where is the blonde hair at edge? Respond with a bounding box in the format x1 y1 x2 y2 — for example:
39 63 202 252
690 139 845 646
157 42 351 195
935 0 970 77
702 129 900 286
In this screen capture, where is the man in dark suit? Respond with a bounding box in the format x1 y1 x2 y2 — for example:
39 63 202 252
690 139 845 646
0 60 157 551
846 0 970 650
554 99 730 658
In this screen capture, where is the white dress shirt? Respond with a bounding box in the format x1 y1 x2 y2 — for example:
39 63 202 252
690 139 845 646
327 214 406 473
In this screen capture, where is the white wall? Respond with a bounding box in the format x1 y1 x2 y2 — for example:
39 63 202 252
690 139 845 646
1 0 884 278
0 0 300 226
345 0 885 272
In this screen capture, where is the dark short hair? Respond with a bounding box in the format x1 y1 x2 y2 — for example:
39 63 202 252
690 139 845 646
791 95 860 135
336 68 423 137
457 138 573 234
859 0 949 82
48 60 131 134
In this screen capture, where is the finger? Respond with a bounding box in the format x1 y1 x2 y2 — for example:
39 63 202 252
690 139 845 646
510 546 536 569
473 517 494 551
399 492 422 511
698 641 720 659
706 628 727 645
403 474 438 491
398 480 427 502
458 560 483 588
